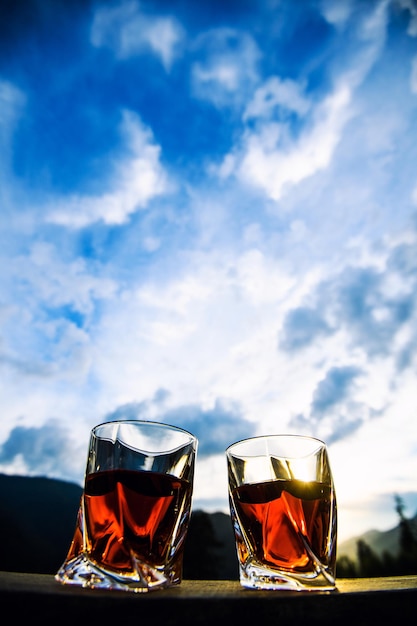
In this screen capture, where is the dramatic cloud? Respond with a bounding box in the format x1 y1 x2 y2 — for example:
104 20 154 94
280 231 417 366
104 393 254 456
279 306 333 351
0 421 84 481
312 366 362 415
160 400 255 456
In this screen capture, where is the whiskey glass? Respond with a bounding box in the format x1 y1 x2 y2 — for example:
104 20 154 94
226 434 337 591
56 420 197 592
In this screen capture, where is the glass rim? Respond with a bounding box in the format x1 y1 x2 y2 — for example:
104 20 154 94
91 419 197 444
226 433 326 456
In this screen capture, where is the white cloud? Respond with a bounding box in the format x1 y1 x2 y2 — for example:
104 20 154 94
18 242 117 313
193 454 229 511
235 82 352 200
46 110 169 227
0 241 117 382
143 17 184 70
217 1 394 203
320 0 353 26
89 246 298 406
191 28 260 108
91 0 184 71
243 76 311 121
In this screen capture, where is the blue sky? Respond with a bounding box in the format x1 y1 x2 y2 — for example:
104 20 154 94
1 0 417 543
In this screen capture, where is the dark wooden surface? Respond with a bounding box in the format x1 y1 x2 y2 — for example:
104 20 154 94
1 572 416 625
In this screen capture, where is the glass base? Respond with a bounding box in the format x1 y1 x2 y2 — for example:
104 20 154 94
55 554 179 593
239 561 337 592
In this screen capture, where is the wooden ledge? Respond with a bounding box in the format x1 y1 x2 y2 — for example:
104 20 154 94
1 572 416 625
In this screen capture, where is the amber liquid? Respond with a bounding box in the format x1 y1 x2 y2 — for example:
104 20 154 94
82 469 191 574
231 479 335 573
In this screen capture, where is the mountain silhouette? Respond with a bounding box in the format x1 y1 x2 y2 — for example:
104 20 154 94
338 514 417 563
0 474 83 573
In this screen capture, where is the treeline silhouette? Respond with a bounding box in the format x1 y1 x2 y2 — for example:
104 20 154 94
337 496 417 577
183 510 238 580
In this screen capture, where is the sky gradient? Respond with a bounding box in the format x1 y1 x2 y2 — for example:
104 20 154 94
1 0 417 543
